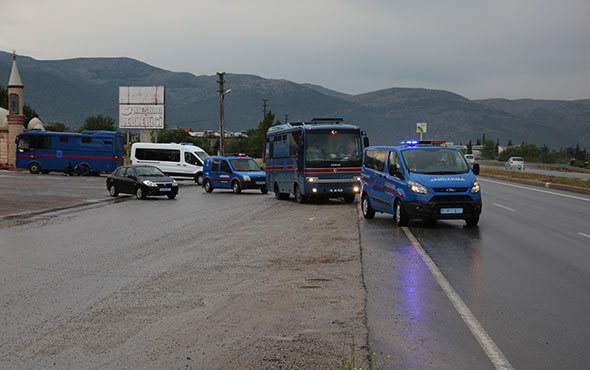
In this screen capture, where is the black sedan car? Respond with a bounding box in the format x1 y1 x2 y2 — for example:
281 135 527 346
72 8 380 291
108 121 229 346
106 165 178 199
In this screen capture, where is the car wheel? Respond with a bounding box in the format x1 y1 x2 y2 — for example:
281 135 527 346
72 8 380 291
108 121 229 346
361 193 375 219
394 199 409 226
343 194 356 203
465 217 479 227
167 193 177 199
232 180 242 194
28 162 41 174
136 186 146 199
108 184 118 197
295 185 306 204
195 172 203 185
204 180 214 193
261 186 268 194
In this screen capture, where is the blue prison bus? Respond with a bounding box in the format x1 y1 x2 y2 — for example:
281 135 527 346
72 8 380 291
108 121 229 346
16 130 125 175
265 118 369 203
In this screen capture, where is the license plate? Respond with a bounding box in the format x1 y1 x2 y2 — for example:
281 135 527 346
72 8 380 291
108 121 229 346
256 181 265 185
160 188 171 191
329 189 344 193
441 208 463 214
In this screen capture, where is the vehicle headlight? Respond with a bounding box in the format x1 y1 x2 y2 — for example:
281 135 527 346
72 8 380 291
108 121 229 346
243 175 251 181
354 176 361 182
172 180 178 186
307 176 319 182
471 181 480 193
408 180 429 194
142 180 157 187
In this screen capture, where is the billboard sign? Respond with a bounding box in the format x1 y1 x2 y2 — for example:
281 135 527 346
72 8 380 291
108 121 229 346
119 105 164 129
119 86 165 129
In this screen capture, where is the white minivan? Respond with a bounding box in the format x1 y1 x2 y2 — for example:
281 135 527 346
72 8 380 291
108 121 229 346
131 143 209 184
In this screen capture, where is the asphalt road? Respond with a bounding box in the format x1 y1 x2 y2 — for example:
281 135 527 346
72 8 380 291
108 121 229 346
0 182 366 369
362 177 590 369
2 171 589 369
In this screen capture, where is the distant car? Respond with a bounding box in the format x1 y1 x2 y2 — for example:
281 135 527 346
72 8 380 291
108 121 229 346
106 165 178 199
505 157 525 170
202 155 268 194
464 154 475 165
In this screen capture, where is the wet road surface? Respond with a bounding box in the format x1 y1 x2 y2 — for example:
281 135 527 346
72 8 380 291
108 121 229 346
362 177 590 369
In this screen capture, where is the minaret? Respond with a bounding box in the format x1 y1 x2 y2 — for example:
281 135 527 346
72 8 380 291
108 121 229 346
6 51 25 168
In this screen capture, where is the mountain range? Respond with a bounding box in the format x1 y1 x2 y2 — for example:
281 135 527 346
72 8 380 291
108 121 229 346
1 51 588 149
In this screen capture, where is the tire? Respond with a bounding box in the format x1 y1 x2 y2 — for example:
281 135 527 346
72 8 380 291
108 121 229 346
195 172 203 185
28 162 41 174
295 185 306 204
108 184 118 197
204 180 214 193
343 194 356 203
465 217 479 227
232 180 242 194
167 193 177 199
394 199 409 226
79 164 90 176
274 183 289 200
361 193 375 219
136 186 146 199
261 186 268 194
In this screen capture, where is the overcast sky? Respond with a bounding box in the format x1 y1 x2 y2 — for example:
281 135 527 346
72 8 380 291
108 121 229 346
1 0 589 100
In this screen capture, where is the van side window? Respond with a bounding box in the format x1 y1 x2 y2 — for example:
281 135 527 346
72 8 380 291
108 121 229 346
220 160 231 173
370 150 387 172
135 148 181 162
185 152 198 165
212 159 220 171
388 151 403 177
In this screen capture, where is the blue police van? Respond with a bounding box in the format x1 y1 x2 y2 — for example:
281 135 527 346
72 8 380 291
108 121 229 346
202 155 267 194
361 141 482 226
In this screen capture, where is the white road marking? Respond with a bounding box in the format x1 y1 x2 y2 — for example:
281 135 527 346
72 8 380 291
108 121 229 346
479 178 590 202
402 227 515 370
578 232 590 239
493 203 516 212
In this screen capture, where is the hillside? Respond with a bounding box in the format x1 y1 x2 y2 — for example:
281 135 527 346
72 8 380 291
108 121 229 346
1 51 588 148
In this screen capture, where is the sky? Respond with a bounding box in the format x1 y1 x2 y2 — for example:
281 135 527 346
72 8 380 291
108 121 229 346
1 0 589 100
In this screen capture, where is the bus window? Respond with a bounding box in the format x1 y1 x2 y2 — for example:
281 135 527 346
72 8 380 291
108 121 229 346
17 135 51 151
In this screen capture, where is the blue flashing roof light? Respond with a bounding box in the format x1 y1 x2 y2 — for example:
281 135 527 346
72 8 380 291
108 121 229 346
400 140 419 146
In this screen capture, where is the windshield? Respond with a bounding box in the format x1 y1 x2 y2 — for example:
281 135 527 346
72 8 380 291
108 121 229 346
401 148 469 174
135 166 166 177
230 159 261 171
306 130 362 168
195 151 209 163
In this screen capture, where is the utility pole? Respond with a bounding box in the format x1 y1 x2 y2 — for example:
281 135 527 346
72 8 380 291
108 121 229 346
262 99 268 119
217 72 230 156
284 114 289 123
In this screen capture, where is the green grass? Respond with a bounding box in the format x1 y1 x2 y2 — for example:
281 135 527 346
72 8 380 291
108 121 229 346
480 167 590 189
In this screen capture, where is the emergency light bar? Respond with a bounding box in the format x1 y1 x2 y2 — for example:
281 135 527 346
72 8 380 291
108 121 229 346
399 140 447 146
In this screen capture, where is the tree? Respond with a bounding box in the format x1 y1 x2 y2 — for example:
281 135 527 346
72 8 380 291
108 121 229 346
156 128 212 153
0 84 7 110
44 122 72 132
23 104 39 124
248 111 280 158
507 139 513 146
481 139 497 159
467 140 473 154
79 114 116 131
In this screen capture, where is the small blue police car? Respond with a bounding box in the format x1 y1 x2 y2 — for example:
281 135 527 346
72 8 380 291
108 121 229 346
361 141 482 226
202 155 268 194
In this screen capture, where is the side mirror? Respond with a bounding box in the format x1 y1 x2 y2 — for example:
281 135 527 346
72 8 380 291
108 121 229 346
363 137 370 148
472 163 480 175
